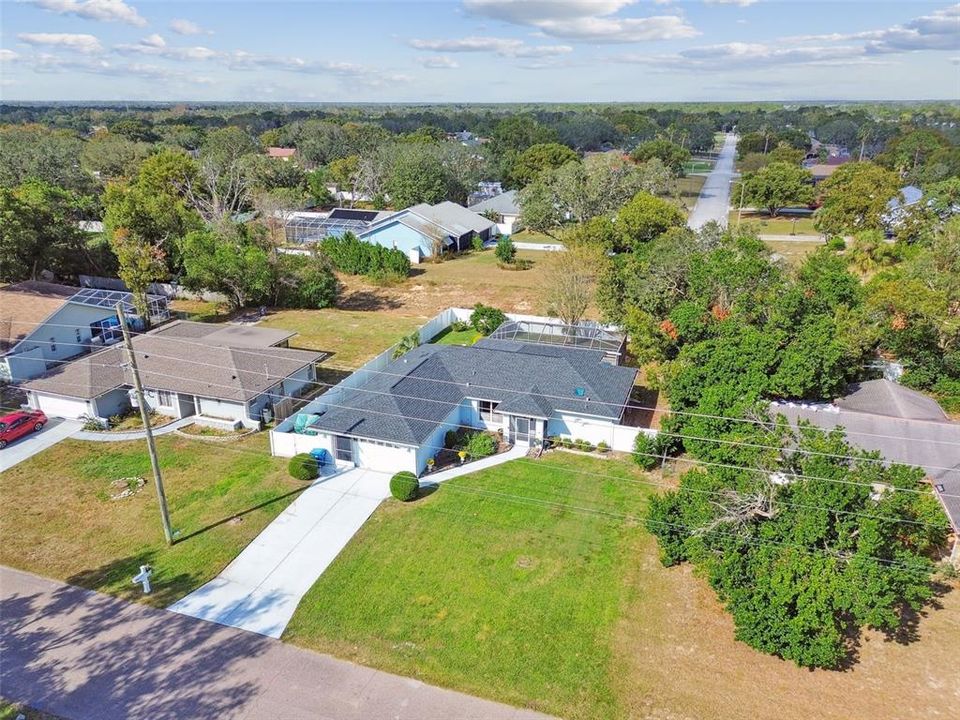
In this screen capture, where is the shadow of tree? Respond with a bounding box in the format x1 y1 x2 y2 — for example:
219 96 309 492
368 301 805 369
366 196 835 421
335 289 403 311
0 574 273 719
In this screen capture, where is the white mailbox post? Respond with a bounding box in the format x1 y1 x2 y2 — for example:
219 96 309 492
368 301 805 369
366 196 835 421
132 564 153 594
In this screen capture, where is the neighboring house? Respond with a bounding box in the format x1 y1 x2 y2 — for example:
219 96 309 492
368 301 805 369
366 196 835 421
467 181 504 206
23 321 322 429
0 283 170 383
773 379 960 547
469 189 521 236
882 185 924 230
274 334 637 475
359 201 497 263
284 208 395 244
806 163 842 184
266 147 296 161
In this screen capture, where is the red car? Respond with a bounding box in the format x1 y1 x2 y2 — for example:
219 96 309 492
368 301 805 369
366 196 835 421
0 410 48 449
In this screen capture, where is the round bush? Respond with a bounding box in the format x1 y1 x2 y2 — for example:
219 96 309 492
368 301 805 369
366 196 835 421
390 471 419 502
289 453 318 481
633 433 665 470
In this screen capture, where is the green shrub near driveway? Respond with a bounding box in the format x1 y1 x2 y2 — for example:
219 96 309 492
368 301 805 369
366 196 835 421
390 471 419 501
289 453 319 481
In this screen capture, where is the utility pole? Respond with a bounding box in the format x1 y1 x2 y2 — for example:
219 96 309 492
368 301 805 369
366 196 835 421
115 302 173 545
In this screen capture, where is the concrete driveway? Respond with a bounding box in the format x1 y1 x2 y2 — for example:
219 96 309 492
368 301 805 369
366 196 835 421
0 418 81 473
688 132 737 230
169 466 392 638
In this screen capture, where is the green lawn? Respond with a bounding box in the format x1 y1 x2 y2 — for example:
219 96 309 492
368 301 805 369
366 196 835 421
259 308 424 368
729 210 819 236
0 433 303 607
430 326 483 346
283 452 651 719
510 229 561 245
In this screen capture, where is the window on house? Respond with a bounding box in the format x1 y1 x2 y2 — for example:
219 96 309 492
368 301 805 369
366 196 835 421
156 390 173 406
75 328 82 344
50 338 57 352
479 400 501 423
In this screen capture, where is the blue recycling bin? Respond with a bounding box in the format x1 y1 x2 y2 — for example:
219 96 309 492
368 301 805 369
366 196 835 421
310 448 329 467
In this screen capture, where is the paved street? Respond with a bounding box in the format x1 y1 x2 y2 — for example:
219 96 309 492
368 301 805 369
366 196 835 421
0 418 81 473
0 566 552 720
688 132 737 230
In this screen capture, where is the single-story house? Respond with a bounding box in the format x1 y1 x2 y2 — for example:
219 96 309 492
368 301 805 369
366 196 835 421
266 147 296 161
772 379 960 543
23 321 322 429
882 185 924 230
275 337 637 475
359 201 497 263
469 189 521 236
0 283 170 383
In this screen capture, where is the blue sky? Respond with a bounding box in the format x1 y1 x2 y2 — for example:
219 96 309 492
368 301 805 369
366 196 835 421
1 1 957 102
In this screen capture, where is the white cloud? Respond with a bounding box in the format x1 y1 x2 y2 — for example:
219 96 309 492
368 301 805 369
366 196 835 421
703 0 760 6
462 0 698 42
27 0 146 27
613 41 875 71
420 55 460 69
0 49 20 62
409 36 572 57
115 35 220 61
17 32 104 54
169 18 211 36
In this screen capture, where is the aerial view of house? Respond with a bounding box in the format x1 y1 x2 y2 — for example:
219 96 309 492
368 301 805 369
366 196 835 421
273 325 637 475
22 321 321 429
0 282 169 383
1 2 959 719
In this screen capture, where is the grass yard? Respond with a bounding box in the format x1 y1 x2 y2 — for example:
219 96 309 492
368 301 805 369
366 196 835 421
511 229 562 245
729 210 819 236
259 308 424 368
284 452 651 719
284 452 960 720
430 326 483 346
0 433 303 608
682 160 714 173
673 174 707 216
765 239 827 266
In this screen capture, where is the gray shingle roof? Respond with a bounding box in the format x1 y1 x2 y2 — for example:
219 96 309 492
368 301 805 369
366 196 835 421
362 202 496 242
835 379 947 422
773 398 960 532
310 340 637 446
24 328 321 403
468 189 520 216
150 320 295 348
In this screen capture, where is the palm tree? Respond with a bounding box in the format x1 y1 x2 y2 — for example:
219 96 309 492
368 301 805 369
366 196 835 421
392 329 421 359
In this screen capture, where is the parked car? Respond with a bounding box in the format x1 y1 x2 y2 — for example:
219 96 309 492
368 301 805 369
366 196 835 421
0 410 48 449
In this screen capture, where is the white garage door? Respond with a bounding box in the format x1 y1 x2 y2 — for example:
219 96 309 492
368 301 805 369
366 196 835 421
34 394 90 420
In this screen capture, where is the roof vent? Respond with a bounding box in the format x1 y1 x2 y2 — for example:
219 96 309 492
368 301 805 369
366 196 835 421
574 387 585 397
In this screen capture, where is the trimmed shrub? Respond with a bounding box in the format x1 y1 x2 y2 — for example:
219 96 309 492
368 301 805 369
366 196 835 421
633 432 667 470
444 429 459 449
471 233 485 252
319 232 411 278
470 303 507 336
464 431 497 459
574 438 594 452
596 441 610 453
826 236 846 251
289 453 318 481
390 471 419 501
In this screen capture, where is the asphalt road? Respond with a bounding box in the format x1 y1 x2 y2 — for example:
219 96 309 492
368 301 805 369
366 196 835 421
688 133 737 230
0 566 552 720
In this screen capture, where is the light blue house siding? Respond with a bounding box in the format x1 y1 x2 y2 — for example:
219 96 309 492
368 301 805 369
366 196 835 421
360 221 435 261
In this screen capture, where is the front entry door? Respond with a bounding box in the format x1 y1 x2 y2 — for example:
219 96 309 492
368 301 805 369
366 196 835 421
334 435 354 464
510 416 531 445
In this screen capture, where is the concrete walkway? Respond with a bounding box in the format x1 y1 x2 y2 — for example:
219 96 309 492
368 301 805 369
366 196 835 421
73 416 194 442
688 132 737 230
169 466 391 638
0 566 552 720
0 418 81 472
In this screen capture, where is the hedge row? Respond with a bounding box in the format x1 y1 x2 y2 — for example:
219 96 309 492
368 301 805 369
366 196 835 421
319 232 411 278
